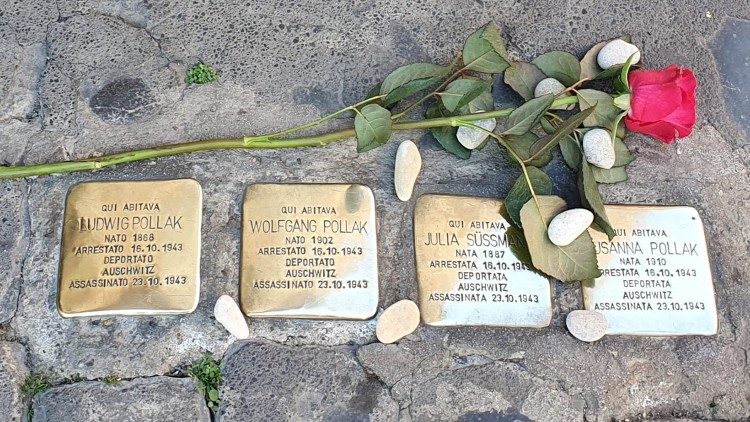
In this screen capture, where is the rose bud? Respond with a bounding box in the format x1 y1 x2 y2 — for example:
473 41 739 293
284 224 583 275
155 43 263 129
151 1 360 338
624 65 698 144
597 39 641 69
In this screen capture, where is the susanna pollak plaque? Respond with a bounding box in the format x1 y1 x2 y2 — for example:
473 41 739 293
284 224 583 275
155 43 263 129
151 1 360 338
58 179 202 317
241 184 378 319
414 195 552 327
583 205 717 335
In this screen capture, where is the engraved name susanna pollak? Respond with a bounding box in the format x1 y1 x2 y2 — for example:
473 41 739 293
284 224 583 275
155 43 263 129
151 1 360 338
591 226 708 313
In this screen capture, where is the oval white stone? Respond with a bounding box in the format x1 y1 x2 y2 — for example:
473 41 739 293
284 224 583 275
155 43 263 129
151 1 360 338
597 39 641 69
394 140 422 201
582 128 616 169
534 77 566 97
566 310 608 342
376 299 420 344
214 295 249 339
534 78 574 110
456 110 496 150
547 208 594 246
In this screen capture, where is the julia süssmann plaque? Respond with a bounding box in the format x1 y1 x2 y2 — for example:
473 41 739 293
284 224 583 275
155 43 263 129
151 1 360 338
583 205 718 336
58 179 202 317
414 194 552 327
241 184 378 319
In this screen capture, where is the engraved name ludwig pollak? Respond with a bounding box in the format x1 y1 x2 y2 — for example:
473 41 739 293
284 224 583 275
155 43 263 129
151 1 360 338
241 184 378 319
415 195 552 327
583 205 718 335
58 179 203 317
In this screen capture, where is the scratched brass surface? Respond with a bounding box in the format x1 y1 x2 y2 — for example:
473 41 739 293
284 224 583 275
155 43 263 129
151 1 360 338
414 194 552 327
241 184 378 319
583 205 717 335
58 179 202 317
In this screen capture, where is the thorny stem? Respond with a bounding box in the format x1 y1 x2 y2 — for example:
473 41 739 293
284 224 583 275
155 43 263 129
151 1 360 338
0 97 578 180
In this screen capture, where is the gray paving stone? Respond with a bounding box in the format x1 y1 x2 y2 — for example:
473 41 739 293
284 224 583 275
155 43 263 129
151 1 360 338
31 377 210 422
0 342 30 422
219 340 398 421
0 0 748 420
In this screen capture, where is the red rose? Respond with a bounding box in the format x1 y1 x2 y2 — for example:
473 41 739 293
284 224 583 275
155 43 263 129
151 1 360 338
624 65 697 144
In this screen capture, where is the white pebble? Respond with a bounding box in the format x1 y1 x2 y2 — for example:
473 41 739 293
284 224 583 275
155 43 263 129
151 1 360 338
214 295 249 339
597 39 641 69
394 140 421 201
456 110 496 150
566 310 608 342
583 128 616 169
376 300 421 344
547 208 594 246
534 77 566 97
534 78 574 110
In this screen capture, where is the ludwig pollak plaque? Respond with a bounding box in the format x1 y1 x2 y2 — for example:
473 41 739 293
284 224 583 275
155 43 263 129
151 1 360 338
583 205 718 335
58 179 202 317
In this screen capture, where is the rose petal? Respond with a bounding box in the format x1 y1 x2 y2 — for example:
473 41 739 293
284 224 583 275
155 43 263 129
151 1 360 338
628 65 681 87
630 82 682 122
625 117 679 143
661 90 697 137
675 67 698 93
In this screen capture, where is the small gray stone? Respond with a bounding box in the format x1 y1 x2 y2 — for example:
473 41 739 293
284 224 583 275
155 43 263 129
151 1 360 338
534 77 566 97
582 128 616 169
547 208 594 246
0 342 30 422
214 295 249 340
597 39 641 69
394 140 421 201
220 341 398 421
376 299 420 344
566 310 608 342
31 377 210 422
456 111 496 149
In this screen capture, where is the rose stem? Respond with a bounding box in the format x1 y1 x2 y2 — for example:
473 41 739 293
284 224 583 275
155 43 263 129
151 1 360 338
0 96 578 180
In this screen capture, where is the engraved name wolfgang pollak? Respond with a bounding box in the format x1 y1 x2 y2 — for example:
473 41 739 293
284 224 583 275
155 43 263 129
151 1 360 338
246 205 370 290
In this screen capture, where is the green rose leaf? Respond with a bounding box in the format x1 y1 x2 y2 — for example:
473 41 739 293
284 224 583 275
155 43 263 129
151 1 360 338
576 89 619 128
355 104 392 153
458 91 495 114
592 166 628 184
440 78 493 112
502 94 554 136
462 22 510 74
579 159 616 239
504 61 546 101
527 107 594 162
506 132 553 168
559 136 582 171
426 105 471 159
505 167 553 227
613 137 635 166
519 195 601 282
579 40 608 80
379 63 451 107
532 51 581 86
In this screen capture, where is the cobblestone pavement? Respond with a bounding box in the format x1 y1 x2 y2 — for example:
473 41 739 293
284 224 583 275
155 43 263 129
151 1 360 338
1 1 749 421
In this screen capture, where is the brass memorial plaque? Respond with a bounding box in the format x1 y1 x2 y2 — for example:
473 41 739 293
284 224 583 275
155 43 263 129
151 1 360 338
241 184 378 319
415 194 552 327
58 179 202 317
583 205 718 335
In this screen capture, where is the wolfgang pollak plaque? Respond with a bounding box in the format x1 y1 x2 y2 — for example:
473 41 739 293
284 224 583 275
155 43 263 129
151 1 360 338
241 184 378 319
58 179 202 317
414 194 552 327
583 205 717 335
